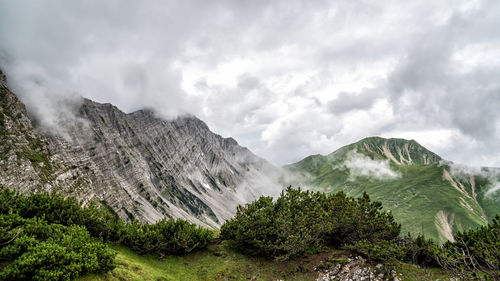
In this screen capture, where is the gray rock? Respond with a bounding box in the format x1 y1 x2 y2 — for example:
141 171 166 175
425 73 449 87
316 256 397 281
0 73 282 227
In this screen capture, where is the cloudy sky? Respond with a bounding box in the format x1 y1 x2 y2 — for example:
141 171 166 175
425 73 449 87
1 0 499 167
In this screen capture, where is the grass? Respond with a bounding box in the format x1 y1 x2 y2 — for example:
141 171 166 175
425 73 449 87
398 263 452 281
78 242 330 281
78 243 451 281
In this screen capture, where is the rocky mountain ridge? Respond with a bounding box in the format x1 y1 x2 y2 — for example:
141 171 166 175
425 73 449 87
0 70 280 227
1 69 91 197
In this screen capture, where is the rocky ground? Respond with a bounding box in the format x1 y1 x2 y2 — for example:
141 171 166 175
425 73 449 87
316 256 402 281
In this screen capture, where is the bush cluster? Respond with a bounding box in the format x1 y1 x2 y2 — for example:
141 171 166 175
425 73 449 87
342 216 499 280
121 218 213 257
0 187 123 241
220 187 400 259
0 186 213 280
437 215 499 280
221 186 499 280
0 212 115 280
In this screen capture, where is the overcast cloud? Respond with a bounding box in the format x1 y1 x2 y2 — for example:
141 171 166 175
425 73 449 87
1 0 499 167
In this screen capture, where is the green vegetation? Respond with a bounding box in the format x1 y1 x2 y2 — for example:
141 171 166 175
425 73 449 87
78 244 453 281
0 196 116 280
221 187 400 259
285 137 500 243
345 239 405 263
341 216 500 280
0 184 496 280
78 243 331 281
121 219 213 256
222 187 499 280
0 187 213 280
0 216 115 280
437 215 500 280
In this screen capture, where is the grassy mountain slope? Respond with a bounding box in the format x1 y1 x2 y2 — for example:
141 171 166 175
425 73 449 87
285 137 500 243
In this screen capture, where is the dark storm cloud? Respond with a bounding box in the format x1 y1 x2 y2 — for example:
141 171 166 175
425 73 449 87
0 0 499 166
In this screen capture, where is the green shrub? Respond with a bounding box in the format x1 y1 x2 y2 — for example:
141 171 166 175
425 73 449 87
0 216 116 281
220 186 401 259
0 187 122 241
323 192 400 245
437 215 500 280
122 218 213 256
0 186 213 254
346 239 404 262
221 189 327 259
400 234 440 267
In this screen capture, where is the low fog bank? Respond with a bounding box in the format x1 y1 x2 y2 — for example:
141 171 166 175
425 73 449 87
342 150 401 181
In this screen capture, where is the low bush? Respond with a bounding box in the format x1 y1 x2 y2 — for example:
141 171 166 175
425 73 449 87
220 189 327 259
437 215 499 280
0 186 215 280
220 186 400 259
347 217 499 280
0 214 116 281
345 239 404 262
0 187 122 241
400 234 440 267
121 218 213 256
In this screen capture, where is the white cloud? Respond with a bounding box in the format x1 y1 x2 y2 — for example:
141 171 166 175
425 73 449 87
1 0 500 167
343 150 401 180
447 162 500 200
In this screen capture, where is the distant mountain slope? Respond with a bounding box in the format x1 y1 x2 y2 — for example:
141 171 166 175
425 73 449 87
285 137 500 243
0 69 280 227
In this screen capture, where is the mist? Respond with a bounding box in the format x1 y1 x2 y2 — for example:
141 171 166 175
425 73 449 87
342 150 401 181
448 162 500 200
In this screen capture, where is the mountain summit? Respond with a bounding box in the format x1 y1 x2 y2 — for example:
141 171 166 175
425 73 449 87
285 137 500 243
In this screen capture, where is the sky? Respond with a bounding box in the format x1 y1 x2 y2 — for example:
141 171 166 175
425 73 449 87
0 0 499 167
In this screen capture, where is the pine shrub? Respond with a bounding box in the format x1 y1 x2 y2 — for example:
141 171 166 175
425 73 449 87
220 186 401 259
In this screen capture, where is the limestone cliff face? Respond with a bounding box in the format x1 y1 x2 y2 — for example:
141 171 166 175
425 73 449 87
0 70 94 198
45 99 281 227
0 70 50 192
0 71 280 227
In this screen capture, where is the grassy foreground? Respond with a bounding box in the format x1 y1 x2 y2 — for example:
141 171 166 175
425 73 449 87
78 243 451 281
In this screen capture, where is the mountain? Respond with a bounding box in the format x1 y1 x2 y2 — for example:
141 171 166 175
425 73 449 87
0 69 280 227
0 69 90 195
3 66 499 242
285 136 500 243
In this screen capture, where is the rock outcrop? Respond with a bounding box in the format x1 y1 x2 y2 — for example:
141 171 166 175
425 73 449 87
316 257 400 281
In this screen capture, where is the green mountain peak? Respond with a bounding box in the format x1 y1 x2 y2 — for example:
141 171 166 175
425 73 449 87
333 136 442 166
284 136 500 244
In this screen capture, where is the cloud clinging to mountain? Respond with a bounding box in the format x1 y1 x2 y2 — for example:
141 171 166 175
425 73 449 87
343 150 401 181
1 0 499 166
